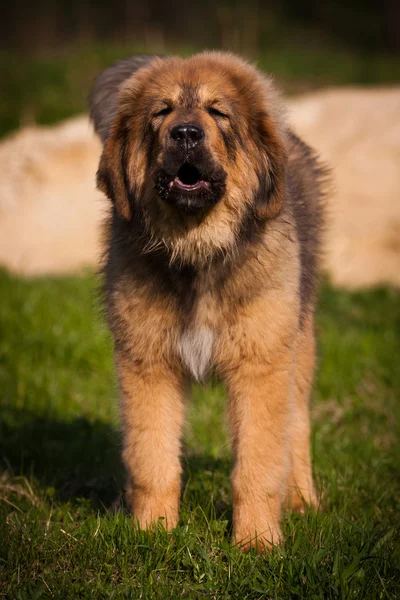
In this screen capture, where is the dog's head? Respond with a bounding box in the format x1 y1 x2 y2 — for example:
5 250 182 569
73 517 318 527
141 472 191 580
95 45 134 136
91 52 288 264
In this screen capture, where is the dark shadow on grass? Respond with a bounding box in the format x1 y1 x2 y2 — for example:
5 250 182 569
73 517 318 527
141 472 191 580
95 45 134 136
0 408 234 526
182 454 233 528
0 407 123 510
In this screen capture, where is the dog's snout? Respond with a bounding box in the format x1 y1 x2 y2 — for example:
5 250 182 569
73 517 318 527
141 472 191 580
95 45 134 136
170 124 204 147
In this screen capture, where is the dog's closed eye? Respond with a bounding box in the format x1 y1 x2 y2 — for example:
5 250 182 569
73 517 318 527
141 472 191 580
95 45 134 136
207 106 229 119
153 106 173 119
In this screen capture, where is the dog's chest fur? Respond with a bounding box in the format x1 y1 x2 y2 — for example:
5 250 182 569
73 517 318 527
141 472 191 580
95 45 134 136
175 284 218 381
177 325 215 381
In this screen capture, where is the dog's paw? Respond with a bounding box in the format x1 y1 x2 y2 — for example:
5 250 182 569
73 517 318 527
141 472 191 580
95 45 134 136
125 483 180 531
232 521 282 553
286 484 318 514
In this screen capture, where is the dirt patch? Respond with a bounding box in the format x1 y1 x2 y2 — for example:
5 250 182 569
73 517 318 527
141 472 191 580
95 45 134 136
0 87 399 287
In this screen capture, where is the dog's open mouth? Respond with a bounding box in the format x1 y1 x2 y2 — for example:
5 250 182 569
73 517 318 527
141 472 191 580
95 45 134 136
168 163 210 192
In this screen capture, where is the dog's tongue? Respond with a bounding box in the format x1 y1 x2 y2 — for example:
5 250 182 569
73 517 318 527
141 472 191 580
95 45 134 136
169 177 210 191
167 163 210 191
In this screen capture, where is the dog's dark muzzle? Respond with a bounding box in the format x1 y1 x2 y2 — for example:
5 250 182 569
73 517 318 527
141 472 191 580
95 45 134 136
154 133 227 215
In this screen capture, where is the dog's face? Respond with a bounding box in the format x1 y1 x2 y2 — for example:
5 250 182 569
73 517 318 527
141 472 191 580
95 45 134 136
148 69 230 216
95 52 288 264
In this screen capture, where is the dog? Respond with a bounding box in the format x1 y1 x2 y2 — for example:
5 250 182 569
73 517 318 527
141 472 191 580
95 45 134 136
89 51 327 552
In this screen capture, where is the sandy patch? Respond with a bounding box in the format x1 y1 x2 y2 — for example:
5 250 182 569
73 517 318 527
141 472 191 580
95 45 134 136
0 117 105 275
288 87 400 288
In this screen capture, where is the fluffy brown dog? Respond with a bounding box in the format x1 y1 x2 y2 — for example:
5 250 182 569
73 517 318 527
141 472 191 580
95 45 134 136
90 52 327 551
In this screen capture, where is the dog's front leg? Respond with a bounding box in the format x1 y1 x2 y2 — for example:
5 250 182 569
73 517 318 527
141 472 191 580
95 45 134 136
115 352 186 531
226 353 293 552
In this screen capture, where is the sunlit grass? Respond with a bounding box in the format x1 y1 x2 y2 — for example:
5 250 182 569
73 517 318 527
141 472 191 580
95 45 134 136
0 269 399 597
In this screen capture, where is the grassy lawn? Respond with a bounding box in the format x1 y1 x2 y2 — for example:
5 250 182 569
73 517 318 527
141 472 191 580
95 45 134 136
0 268 399 598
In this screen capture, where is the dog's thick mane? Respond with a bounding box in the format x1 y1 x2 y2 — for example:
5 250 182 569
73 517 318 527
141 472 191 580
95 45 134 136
91 52 329 322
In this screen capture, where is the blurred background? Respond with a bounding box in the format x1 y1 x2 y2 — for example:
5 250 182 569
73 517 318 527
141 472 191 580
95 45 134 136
0 0 399 136
0 0 399 283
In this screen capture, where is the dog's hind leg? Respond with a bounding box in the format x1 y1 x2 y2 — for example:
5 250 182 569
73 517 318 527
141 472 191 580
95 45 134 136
287 314 318 512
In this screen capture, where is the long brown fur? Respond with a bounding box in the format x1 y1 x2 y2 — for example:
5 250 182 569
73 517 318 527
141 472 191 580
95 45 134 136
90 51 328 552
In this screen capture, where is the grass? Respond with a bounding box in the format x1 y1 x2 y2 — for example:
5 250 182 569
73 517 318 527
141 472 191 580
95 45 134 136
0 42 399 138
0 268 399 598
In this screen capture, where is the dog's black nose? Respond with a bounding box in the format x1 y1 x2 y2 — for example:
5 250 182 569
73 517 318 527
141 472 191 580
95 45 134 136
170 124 204 147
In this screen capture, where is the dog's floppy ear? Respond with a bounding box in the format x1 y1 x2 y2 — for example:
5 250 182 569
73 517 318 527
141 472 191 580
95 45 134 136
253 78 288 220
255 123 287 220
96 116 132 220
89 54 162 143
90 55 165 220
